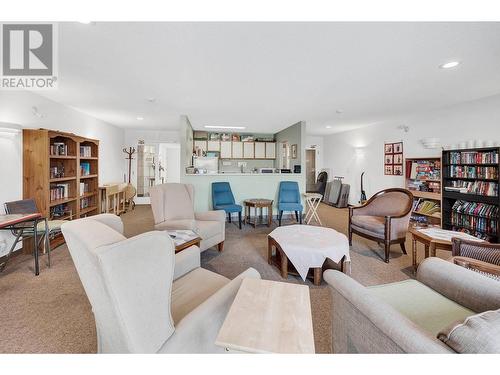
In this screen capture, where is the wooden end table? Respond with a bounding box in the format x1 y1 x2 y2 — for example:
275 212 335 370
244 199 273 227
215 278 315 353
166 230 201 253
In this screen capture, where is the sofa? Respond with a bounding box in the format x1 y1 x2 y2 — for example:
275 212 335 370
150 183 225 252
324 257 500 353
61 214 261 353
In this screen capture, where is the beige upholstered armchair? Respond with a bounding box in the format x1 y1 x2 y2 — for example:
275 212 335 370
325 257 500 353
451 238 500 280
150 183 225 252
61 214 261 353
349 188 413 263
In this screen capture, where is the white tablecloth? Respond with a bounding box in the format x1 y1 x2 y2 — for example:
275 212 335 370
269 225 350 280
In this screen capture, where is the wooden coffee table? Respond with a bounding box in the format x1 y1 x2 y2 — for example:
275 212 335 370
215 278 315 353
166 229 201 253
409 227 485 273
244 199 273 227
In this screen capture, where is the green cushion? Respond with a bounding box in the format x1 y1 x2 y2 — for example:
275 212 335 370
369 279 475 336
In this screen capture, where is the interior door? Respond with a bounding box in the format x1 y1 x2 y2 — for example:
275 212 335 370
305 149 316 192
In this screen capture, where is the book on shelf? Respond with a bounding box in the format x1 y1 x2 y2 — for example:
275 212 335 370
80 162 91 176
50 183 70 201
448 151 499 164
444 181 498 197
50 142 68 156
412 198 441 217
405 159 441 194
80 182 90 196
80 145 92 157
450 200 498 240
448 165 498 179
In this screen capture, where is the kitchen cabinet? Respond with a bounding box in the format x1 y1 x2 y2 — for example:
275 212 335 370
232 141 243 158
243 142 255 159
194 140 207 153
265 142 276 159
220 141 232 159
254 142 266 159
207 140 220 152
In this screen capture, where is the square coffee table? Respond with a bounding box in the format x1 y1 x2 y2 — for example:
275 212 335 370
166 229 201 253
215 278 315 353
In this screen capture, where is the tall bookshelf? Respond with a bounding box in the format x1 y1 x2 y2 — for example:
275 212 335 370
442 147 499 242
23 129 100 251
405 157 442 227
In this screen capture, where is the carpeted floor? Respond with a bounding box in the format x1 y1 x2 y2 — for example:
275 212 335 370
0 203 440 353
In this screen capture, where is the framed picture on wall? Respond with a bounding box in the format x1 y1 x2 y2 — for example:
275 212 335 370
384 141 403 176
291 144 298 159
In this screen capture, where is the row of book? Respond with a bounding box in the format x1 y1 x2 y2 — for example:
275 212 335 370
80 197 93 209
448 166 498 179
79 182 91 196
450 213 498 236
50 203 72 219
448 151 499 165
80 162 91 176
80 145 93 158
406 159 441 180
451 227 494 241
412 198 441 217
445 181 498 197
451 200 499 219
50 142 69 156
50 183 70 202
50 165 65 179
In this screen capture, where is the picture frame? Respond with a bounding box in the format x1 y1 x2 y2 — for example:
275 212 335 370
394 142 403 153
394 153 403 164
384 143 393 153
393 165 403 175
291 144 298 159
384 141 404 176
385 154 393 164
384 165 393 175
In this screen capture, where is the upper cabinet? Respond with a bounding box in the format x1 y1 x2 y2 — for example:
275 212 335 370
265 142 276 159
232 141 243 158
243 142 255 159
207 140 220 152
220 141 232 159
254 142 266 159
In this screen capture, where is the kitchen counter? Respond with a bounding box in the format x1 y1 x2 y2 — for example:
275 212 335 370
181 172 305 212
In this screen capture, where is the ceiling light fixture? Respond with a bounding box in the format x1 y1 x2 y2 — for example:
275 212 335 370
325 126 332 129
204 126 246 130
440 61 460 69
336 109 343 114
136 116 144 121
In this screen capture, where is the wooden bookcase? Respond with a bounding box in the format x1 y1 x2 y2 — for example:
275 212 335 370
23 129 100 251
405 157 442 227
442 147 499 242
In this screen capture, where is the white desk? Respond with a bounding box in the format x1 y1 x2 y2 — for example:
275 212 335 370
215 278 315 353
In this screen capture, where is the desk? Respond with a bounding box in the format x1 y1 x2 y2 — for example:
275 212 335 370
0 213 42 275
215 278 315 353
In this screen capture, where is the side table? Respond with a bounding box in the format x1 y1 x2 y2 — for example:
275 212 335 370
244 199 273 227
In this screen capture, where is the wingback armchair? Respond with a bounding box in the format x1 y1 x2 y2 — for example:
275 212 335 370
349 188 413 263
150 183 225 252
325 257 500 353
61 214 261 353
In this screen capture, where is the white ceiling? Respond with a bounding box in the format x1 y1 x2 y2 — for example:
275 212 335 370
40 22 500 135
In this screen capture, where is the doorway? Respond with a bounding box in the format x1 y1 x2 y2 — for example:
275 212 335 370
305 149 316 192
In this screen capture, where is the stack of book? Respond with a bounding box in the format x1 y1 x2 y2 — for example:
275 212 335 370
50 183 70 201
50 142 68 156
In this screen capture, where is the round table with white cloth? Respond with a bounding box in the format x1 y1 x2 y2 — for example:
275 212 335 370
267 225 351 285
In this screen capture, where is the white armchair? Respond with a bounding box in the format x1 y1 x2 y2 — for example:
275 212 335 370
61 214 260 353
150 183 225 252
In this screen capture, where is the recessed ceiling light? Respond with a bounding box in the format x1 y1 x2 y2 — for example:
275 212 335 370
136 116 144 121
325 126 332 129
147 97 157 103
336 109 343 114
440 61 460 69
204 126 246 130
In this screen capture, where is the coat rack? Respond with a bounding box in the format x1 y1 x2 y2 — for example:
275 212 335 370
123 147 136 184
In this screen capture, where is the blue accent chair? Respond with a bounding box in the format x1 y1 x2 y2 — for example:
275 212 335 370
277 181 303 226
212 182 242 229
